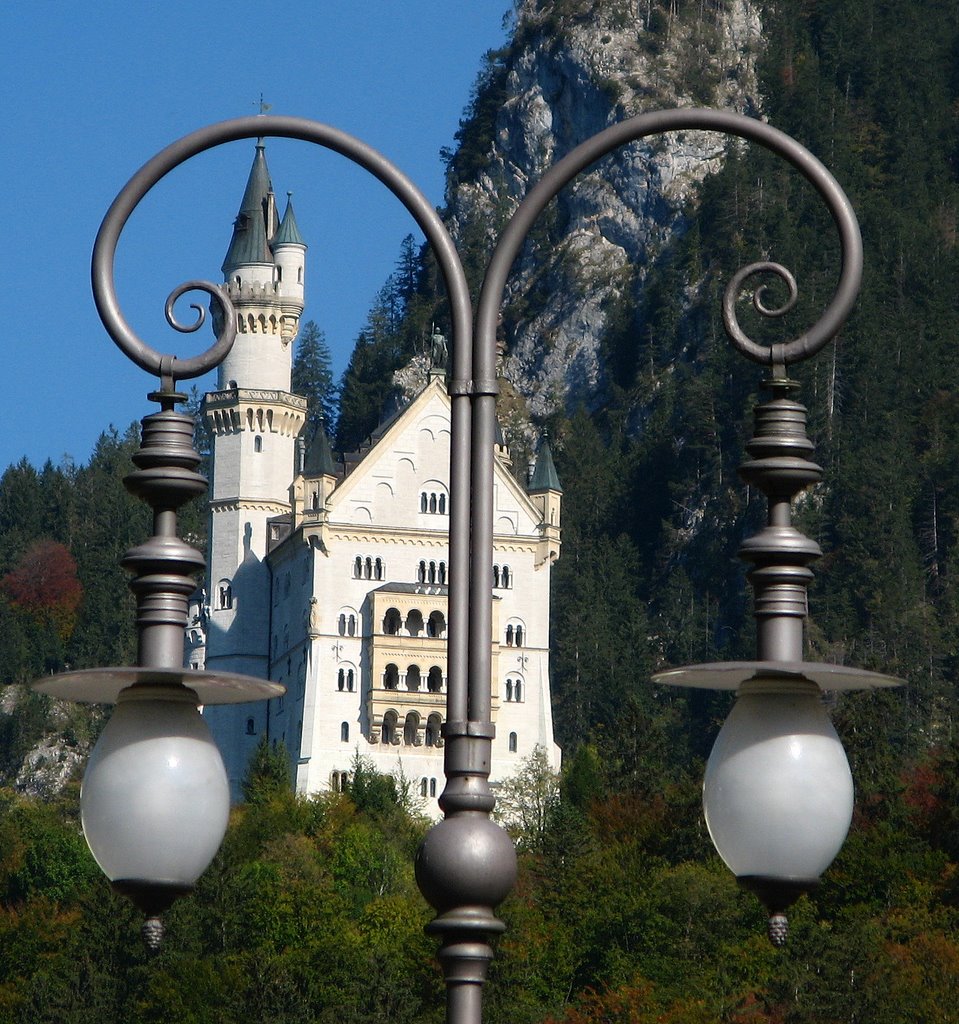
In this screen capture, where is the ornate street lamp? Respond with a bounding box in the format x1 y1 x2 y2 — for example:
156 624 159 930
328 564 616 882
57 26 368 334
31 106 896 1020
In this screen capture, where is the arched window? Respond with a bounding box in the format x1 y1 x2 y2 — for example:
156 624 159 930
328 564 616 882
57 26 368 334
341 722 349 742
502 565 511 588
406 609 424 637
382 710 398 745
383 664 399 690
338 669 345 692
514 679 523 702
428 561 437 584
430 778 437 798
505 625 514 647
216 579 233 610
364 557 373 579
492 565 500 588
338 613 346 636
420 777 428 797
347 669 355 692
439 494 447 514
509 732 518 753
426 713 442 746
374 557 383 580
348 614 356 637
406 665 421 692
505 679 513 702
429 493 437 513
515 625 524 647
438 561 447 585
427 667 443 693
417 560 427 584
354 556 363 578
383 608 402 635
420 493 428 513
254 435 263 453
246 718 256 735
427 611 445 638
404 711 419 746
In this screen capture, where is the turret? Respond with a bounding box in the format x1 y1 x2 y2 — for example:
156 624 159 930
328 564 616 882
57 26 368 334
528 433 562 565
271 193 307 344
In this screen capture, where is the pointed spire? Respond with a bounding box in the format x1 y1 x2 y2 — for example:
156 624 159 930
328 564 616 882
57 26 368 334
222 140 275 274
303 418 337 477
528 433 562 493
273 192 306 247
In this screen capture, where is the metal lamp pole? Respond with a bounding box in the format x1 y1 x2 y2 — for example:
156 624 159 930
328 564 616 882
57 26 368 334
33 106 899 1015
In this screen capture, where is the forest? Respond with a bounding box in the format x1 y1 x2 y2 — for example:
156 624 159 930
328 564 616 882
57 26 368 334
0 0 958 1021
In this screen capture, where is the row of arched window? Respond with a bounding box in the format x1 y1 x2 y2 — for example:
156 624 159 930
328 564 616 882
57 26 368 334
354 555 385 580
416 560 447 585
338 612 358 636
383 607 446 638
331 771 349 792
504 623 524 647
420 777 438 798
337 668 355 692
380 710 443 746
493 564 512 589
420 491 448 514
382 663 444 692
504 677 524 702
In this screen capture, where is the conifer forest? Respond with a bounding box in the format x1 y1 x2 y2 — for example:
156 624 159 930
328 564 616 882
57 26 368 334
2 2 959 1021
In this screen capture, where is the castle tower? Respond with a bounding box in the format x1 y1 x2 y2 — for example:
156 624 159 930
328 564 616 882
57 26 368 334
202 143 308 773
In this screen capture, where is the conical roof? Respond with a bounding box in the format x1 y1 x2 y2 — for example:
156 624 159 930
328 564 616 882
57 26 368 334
528 435 562 493
273 193 305 247
303 419 337 477
222 141 275 274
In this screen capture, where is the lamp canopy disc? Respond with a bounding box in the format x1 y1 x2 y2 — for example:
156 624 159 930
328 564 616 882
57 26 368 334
652 660 903 692
33 667 284 705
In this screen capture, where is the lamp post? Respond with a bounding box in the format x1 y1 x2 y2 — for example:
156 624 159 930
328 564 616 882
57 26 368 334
33 106 896 1014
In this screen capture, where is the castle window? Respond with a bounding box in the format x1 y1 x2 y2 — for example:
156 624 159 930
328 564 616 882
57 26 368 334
338 669 345 692
374 557 384 580
298 267 303 284
509 732 518 753
430 778 437 798
417 560 427 583
427 611 445 638
405 609 424 637
428 561 437 584
348 614 356 637
383 608 402 635
331 770 349 793
216 580 233 610
254 435 263 453
505 625 514 647
383 664 399 690
246 718 256 735
364 557 373 580
341 722 349 743
438 561 447 585
382 710 398 745
427 667 443 693
354 556 362 578
426 713 442 746
404 711 419 746
420 494 427 513
421 777 428 797
347 669 355 692
419 489 448 515
505 679 513 702
338 613 346 636
515 625 523 647
492 565 500 588
439 494 446 514
515 679 523 702
276 265 283 282
406 665 422 692
502 565 511 588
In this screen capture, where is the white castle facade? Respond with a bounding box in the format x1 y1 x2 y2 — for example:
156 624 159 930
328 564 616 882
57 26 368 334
190 142 562 814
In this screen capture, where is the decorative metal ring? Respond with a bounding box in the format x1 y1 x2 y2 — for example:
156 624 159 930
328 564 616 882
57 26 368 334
722 262 799 362
92 115 472 383
476 107 862 373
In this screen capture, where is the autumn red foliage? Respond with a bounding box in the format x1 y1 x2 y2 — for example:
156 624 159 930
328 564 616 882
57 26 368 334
1 539 83 640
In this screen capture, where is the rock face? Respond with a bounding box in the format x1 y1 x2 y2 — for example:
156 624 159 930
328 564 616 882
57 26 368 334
446 0 763 417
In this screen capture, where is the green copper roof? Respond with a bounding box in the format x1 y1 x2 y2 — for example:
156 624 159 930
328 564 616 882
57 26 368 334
304 419 337 477
222 141 275 274
273 193 306 247
528 435 562 493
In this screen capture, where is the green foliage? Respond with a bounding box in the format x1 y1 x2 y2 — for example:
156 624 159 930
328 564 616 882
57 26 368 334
291 319 338 437
241 738 292 804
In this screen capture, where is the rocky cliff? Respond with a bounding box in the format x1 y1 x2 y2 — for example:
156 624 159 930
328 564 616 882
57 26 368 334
445 0 763 418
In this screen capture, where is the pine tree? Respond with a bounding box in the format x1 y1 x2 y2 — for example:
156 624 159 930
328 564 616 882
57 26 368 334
291 320 338 438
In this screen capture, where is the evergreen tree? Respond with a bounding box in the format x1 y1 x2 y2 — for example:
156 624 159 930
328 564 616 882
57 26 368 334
291 320 338 438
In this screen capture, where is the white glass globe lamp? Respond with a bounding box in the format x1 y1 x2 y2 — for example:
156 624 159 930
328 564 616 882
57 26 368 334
703 675 853 943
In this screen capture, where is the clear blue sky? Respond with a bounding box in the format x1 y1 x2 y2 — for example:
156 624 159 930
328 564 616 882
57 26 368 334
1 1 509 471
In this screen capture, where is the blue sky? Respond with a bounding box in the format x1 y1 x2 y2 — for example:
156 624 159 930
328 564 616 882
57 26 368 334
1 1 509 470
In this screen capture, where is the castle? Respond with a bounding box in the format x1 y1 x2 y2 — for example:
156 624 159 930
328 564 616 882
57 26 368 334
189 141 562 813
